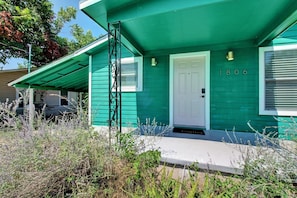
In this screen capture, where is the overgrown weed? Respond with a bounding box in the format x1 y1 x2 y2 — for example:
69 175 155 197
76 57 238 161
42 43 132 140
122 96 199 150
1 96 297 197
234 121 297 197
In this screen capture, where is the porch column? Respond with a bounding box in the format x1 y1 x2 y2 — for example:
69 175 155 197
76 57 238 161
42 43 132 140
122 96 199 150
79 92 83 112
88 55 92 126
28 88 34 130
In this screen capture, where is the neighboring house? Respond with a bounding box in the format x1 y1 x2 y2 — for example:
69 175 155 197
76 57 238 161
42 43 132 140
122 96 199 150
0 69 28 103
0 69 78 116
9 0 297 140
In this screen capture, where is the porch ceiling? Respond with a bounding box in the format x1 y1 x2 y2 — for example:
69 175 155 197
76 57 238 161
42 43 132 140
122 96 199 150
81 0 297 55
9 36 108 92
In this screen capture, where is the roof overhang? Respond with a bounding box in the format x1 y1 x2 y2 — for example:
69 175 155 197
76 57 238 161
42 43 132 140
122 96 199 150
80 0 297 54
8 36 108 92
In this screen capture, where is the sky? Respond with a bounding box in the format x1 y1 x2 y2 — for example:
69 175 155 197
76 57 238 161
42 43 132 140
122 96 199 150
0 0 106 70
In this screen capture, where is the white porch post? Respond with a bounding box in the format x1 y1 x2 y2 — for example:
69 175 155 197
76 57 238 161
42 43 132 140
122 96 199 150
88 55 92 126
79 92 83 120
29 88 34 129
79 92 83 111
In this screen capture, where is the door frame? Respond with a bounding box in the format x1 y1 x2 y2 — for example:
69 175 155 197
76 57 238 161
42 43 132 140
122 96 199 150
169 51 210 130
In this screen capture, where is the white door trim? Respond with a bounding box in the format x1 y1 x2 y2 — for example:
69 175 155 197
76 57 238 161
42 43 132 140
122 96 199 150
169 51 210 130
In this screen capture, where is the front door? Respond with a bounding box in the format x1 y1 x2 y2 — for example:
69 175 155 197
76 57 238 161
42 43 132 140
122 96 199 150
173 56 205 127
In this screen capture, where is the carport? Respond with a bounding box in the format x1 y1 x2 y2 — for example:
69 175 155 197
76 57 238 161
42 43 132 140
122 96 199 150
9 36 108 92
8 36 108 124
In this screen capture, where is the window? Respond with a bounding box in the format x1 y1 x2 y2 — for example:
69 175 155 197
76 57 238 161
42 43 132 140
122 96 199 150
114 57 143 92
259 44 297 116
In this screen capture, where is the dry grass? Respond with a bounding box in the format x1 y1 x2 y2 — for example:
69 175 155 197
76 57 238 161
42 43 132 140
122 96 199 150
0 97 296 197
1 128 296 197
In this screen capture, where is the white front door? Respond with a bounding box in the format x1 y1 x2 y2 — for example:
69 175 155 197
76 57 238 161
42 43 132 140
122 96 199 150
173 56 205 127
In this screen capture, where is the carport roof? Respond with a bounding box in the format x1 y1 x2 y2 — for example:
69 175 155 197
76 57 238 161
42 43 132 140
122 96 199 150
8 35 108 92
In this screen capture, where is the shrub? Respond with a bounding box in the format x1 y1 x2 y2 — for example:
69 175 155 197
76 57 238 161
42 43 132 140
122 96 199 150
0 128 110 197
240 121 297 197
0 98 22 131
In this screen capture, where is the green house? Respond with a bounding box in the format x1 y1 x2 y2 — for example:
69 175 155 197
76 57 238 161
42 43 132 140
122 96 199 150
10 0 297 141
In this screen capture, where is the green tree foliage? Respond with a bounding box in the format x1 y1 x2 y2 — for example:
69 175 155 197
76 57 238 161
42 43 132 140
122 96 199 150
0 0 98 67
0 0 63 66
67 24 97 53
53 7 77 35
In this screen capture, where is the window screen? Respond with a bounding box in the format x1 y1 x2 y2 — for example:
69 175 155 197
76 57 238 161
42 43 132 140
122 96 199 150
264 49 297 111
113 57 143 92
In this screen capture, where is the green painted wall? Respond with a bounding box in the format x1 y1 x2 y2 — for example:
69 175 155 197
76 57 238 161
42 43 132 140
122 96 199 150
91 44 295 139
91 48 280 133
277 117 297 139
210 47 276 132
91 50 109 126
91 49 142 126
91 52 169 127
210 46 297 139
136 56 169 125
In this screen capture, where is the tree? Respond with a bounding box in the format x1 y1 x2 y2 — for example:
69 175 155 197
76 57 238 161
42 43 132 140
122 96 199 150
67 24 98 53
17 60 28 69
0 0 81 66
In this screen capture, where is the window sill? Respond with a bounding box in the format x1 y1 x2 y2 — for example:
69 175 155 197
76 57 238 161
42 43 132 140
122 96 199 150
259 109 297 117
112 88 143 92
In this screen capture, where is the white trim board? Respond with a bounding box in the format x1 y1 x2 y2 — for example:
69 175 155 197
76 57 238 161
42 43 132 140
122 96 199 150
169 51 210 130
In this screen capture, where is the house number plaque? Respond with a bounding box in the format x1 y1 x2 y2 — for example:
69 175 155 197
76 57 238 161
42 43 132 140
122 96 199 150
220 69 248 76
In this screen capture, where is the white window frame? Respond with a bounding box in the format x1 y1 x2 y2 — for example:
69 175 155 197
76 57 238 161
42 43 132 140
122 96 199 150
113 56 143 92
259 44 297 116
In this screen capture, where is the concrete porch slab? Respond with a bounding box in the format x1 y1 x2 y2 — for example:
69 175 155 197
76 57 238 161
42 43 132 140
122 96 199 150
140 136 256 175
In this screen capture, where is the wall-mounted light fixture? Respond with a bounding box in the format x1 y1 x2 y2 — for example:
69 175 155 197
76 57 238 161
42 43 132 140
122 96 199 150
151 57 157 66
226 51 234 61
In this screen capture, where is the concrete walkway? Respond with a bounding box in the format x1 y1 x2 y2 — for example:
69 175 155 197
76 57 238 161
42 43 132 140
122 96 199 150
141 136 256 175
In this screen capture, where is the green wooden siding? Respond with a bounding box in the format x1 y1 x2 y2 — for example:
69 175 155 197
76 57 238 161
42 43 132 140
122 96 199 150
91 50 109 126
91 52 169 127
136 56 170 125
91 48 281 133
277 117 297 139
91 47 143 127
210 47 276 132
91 44 296 139
210 46 296 138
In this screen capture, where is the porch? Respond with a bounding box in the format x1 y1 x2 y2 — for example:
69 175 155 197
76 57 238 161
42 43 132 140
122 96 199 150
138 129 282 175
140 135 252 175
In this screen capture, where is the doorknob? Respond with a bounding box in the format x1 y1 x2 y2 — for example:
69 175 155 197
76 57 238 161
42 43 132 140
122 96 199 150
201 95 205 98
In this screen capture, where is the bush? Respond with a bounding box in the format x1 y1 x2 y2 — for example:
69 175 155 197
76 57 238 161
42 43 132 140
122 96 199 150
0 98 22 131
0 99 163 197
0 129 109 197
237 121 297 197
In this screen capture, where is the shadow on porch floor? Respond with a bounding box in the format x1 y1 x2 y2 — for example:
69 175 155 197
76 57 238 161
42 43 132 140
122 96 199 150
167 129 264 146
140 127 271 146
